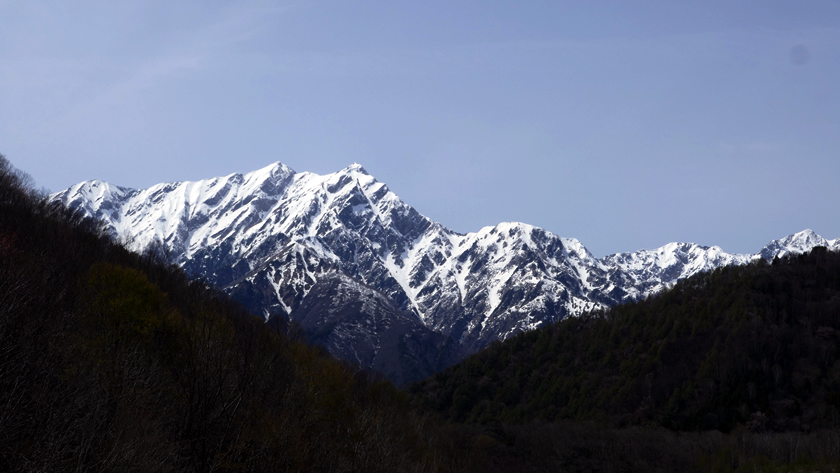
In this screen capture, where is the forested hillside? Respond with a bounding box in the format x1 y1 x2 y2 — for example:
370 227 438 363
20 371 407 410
412 246 840 433
0 155 447 471
6 152 840 472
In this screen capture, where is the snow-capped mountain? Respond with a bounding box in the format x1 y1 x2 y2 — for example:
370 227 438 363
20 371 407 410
52 162 839 379
757 229 840 261
602 242 753 299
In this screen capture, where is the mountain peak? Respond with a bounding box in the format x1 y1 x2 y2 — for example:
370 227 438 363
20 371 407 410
243 161 296 181
757 229 828 261
787 228 822 242
343 163 369 175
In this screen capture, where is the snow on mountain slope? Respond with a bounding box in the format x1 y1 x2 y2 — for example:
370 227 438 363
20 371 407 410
757 229 838 261
52 163 627 352
602 242 753 299
400 222 623 349
52 163 840 360
54 162 297 257
600 228 840 301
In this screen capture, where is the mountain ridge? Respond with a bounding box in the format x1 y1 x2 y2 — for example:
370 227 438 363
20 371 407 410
52 162 840 377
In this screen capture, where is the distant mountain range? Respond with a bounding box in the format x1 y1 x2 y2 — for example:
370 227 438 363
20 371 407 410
52 162 839 383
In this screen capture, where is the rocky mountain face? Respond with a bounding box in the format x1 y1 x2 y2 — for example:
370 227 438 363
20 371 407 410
52 162 840 382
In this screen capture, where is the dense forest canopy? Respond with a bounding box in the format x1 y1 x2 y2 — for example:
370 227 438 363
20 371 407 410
412 246 840 433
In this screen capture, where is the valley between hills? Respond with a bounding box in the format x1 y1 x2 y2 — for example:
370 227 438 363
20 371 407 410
3 155 840 471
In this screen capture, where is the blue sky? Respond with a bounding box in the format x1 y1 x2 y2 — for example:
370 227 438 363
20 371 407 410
1 1 839 256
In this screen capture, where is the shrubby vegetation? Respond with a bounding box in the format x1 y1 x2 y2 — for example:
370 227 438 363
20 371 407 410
4 152 840 471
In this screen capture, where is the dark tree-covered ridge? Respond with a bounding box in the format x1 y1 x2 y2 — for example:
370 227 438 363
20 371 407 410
0 153 445 472
412 247 840 433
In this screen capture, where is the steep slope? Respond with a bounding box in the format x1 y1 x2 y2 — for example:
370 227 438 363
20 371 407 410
411 247 840 433
290 272 464 387
602 229 840 300
52 163 839 366
602 242 753 299
0 162 453 473
757 228 840 260
51 163 628 355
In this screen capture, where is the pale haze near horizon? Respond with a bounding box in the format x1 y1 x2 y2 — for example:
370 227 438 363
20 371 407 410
1 1 839 257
